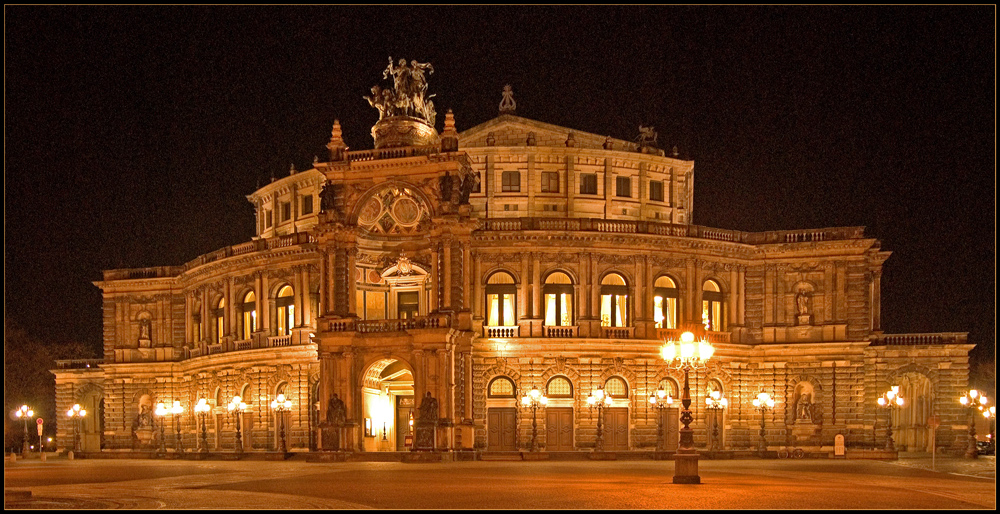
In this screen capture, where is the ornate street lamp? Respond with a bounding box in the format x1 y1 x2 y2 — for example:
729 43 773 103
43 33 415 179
270 393 293 454
170 400 185 453
705 390 728 451
876 386 904 451
155 402 168 456
983 405 995 454
752 392 776 456
227 395 248 455
66 404 87 454
661 330 714 484
15 405 35 456
959 389 987 458
194 398 211 453
586 387 613 452
648 387 673 452
520 385 548 452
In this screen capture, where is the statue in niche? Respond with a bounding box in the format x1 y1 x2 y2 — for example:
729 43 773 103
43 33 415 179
320 182 344 219
131 404 156 448
796 291 811 315
796 392 813 422
138 319 151 341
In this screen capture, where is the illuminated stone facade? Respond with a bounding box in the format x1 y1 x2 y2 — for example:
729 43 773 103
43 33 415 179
53 73 975 457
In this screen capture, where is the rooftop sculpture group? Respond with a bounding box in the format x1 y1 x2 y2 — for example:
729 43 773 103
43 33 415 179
366 57 437 127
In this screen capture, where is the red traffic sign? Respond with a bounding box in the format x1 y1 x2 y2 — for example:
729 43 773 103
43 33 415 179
37 418 44 425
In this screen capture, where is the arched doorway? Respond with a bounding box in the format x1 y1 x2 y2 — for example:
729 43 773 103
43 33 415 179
77 389 104 452
895 373 933 452
362 359 414 451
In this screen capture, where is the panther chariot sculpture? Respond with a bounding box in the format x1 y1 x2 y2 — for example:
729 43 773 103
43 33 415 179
366 57 439 149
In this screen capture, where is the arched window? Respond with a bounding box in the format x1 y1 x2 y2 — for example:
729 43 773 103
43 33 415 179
702 280 724 331
488 376 516 398
486 271 516 327
657 378 678 398
707 378 724 396
214 298 225 344
275 285 294 336
546 376 573 398
600 273 629 327
543 272 574 326
605 376 628 398
653 275 679 329
240 291 256 339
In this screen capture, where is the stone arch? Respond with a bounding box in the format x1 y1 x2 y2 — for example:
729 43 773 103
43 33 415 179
542 267 579 285
599 268 634 287
702 275 730 293
350 180 436 235
483 266 521 285
886 365 937 452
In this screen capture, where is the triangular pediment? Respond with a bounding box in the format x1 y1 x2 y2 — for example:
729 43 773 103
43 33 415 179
458 114 637 151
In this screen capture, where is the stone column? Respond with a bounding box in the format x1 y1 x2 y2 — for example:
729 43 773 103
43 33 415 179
184 292 193 344
430 244 440 312
224 278 233 338
201 288 210 344
346 247 357 317
443 238 453 310
300 266 311 327
531 253 541 318
526 152 535 214
566 154 576 217
685 259 696 326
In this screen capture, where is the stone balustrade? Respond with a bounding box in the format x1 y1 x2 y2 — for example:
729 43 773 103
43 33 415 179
54 358 104 370
543 325 579 338
602 326 634 339
870 332 968 346
485 325 519 338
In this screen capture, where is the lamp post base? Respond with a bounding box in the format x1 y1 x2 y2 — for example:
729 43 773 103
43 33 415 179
672 451 701 484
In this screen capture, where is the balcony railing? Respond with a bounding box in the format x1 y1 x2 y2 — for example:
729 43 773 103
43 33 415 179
870 332 968 346
543 325 579 338
54 358 104 370
345 144 441 163
602 326 634 339
268 334 293 347
325 314 451 334
485 326 519 338
655 326 731 344
477 217 866 246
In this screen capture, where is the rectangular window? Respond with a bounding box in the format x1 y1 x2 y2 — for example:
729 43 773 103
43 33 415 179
301 195 313 215
649 180 664 202
580 174 597 195
472 172 481 193
487 293 516 326
600 294 628 327
541 171 559 193
281 202 291 222
265 210 273 228
616 176 631 198
502 170 521 192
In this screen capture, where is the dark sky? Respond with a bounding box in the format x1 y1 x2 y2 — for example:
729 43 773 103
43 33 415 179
5 6 995 365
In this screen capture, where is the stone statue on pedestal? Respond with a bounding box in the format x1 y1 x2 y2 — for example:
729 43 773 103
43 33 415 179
413 392 439 451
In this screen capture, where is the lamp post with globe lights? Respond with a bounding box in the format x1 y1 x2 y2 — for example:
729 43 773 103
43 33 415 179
983 405 995 454
227 396 247 455
648 387 673 452
876 386 904 451
154 402 168 456
661 330 714 484
270 394 293 454
15 405 35 457
752 392 776 456
170 400 185 453
66 404 87 454
959 389 986 458
194 398 211 452
586 386 613 452
705 391 728 451
520 385 548 452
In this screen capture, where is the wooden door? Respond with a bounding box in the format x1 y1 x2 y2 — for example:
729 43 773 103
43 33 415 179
545 408 574 451
487 408 517 451
663 407 679 451
603 407 629 451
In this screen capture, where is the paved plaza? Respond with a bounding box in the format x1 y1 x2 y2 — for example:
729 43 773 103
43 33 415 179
4 455 995 510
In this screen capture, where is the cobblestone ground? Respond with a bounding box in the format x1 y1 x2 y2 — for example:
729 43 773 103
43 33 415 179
4 455 996 510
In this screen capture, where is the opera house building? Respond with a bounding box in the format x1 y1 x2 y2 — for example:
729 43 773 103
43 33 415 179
53 61 974 459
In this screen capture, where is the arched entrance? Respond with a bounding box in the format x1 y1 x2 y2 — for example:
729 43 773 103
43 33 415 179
77 386 104 452
361 358 414 451
895 372 933 452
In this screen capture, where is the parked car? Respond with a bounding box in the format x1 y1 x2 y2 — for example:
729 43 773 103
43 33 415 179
976 440 995 456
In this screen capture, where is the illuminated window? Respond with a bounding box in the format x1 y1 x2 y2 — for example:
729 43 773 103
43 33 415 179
605 376 628 398
543 272 574 327
541 171 559 193
214 298 225 344
275 285 294 336
649 180 664 202
240 291 256 339
546 376 573 398
488 376 516 398
653 275 679 329
580 174 597 195
301 195 313 215
702 280 725 331
502 170 521 192
600 273 629 327
657 379 678 398
616 176 631 197
486 271 516 327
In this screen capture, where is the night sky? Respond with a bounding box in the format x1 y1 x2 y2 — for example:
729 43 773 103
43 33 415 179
5 6 995 365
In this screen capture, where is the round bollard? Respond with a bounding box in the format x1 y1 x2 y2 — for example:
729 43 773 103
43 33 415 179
67 450 74 460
